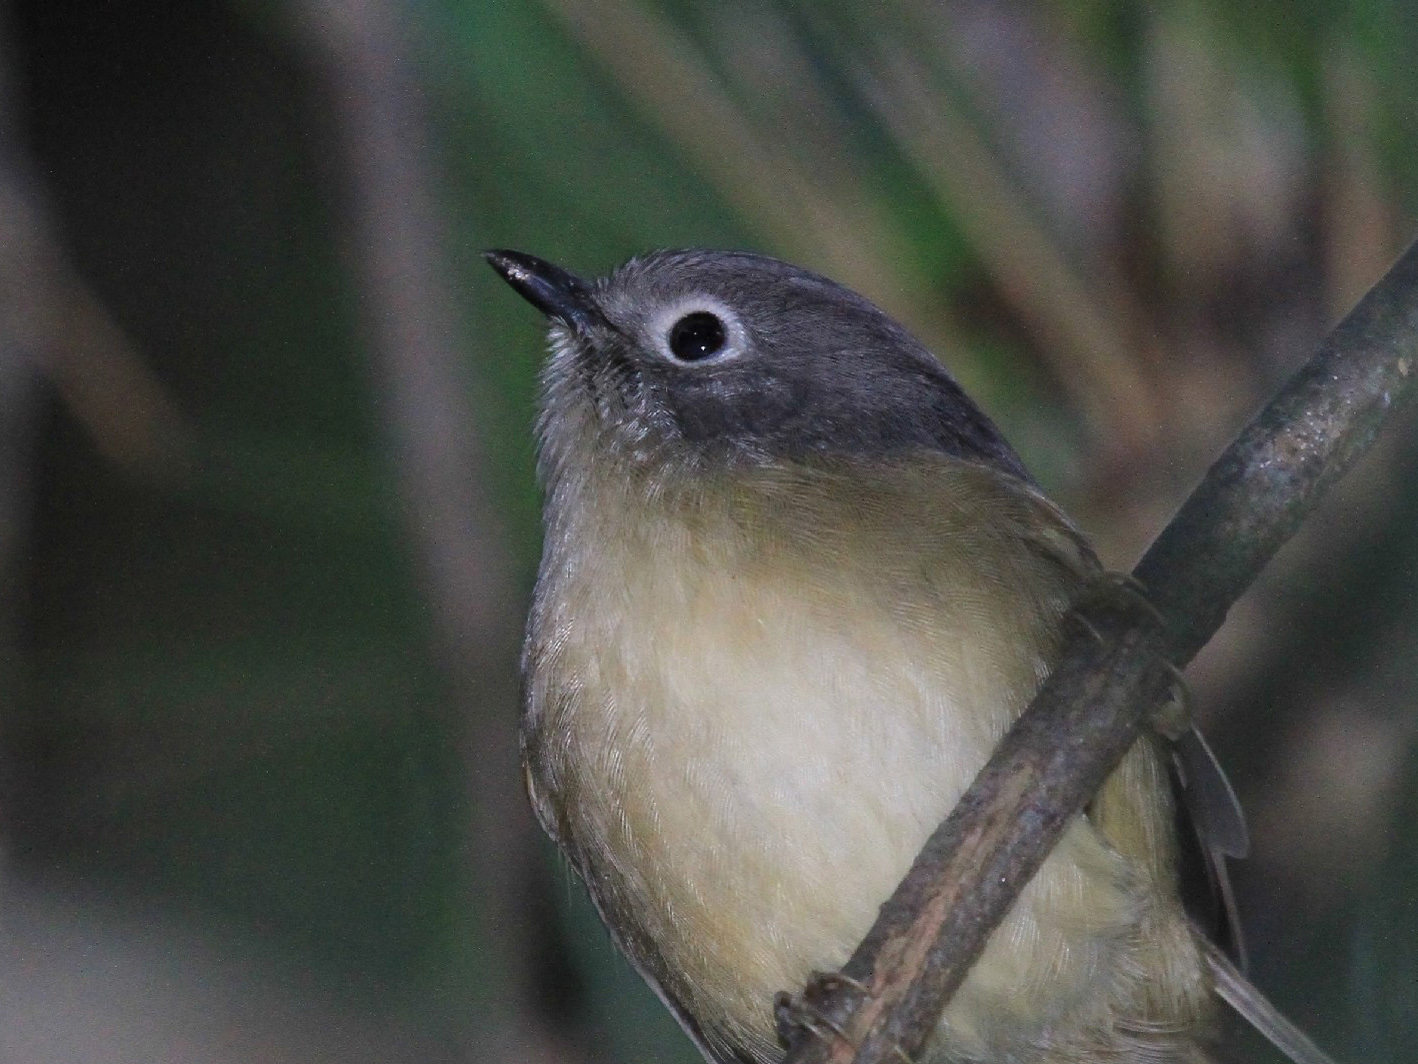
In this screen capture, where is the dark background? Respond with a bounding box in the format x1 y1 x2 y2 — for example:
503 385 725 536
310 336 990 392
0 1 1415 1062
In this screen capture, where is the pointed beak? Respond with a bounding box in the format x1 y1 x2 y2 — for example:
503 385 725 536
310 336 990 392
484 249 609 334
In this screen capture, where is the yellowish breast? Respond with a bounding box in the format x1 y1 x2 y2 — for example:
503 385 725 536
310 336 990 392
524 456 1207 1063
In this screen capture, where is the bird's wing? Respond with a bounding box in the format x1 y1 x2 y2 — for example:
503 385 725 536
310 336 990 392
1173 724 1250 967
1003 471 1253 964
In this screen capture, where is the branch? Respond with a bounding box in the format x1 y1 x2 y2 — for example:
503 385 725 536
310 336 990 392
0 133 187 475
296 4 603 1062
782 238 1418 1064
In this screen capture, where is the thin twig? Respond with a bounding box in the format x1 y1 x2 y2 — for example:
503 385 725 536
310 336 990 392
0 6 44 801
852 43 1163 456
0 147 188 474
782 237 1418 1064
531 0 972 371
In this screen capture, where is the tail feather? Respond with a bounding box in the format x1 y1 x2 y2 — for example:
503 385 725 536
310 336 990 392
1198 933 1341 1064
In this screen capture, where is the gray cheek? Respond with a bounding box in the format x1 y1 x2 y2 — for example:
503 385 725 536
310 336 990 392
633 353 1033 480
663 369 804 452
659 360 941 459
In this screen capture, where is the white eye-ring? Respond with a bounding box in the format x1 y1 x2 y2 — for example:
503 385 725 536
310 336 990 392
650 297 745 365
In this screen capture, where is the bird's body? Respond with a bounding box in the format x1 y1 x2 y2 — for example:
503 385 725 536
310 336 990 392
526 451 1210 1062
489 249 1221 1063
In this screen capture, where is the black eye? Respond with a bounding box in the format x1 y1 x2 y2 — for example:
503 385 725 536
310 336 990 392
667 311 727 361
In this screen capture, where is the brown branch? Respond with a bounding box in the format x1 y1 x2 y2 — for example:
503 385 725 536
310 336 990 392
0 3 185 478
782 238 1418 1064
0 8 45 801
296 4 599 1063
0 136 187 474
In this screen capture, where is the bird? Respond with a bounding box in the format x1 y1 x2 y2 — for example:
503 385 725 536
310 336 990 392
485 247 1329 1064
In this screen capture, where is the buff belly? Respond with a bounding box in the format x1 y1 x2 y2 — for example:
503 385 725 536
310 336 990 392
524 462 1209 1063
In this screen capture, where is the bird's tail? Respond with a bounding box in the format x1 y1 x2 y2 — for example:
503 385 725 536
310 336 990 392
1198 933 1341 1064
